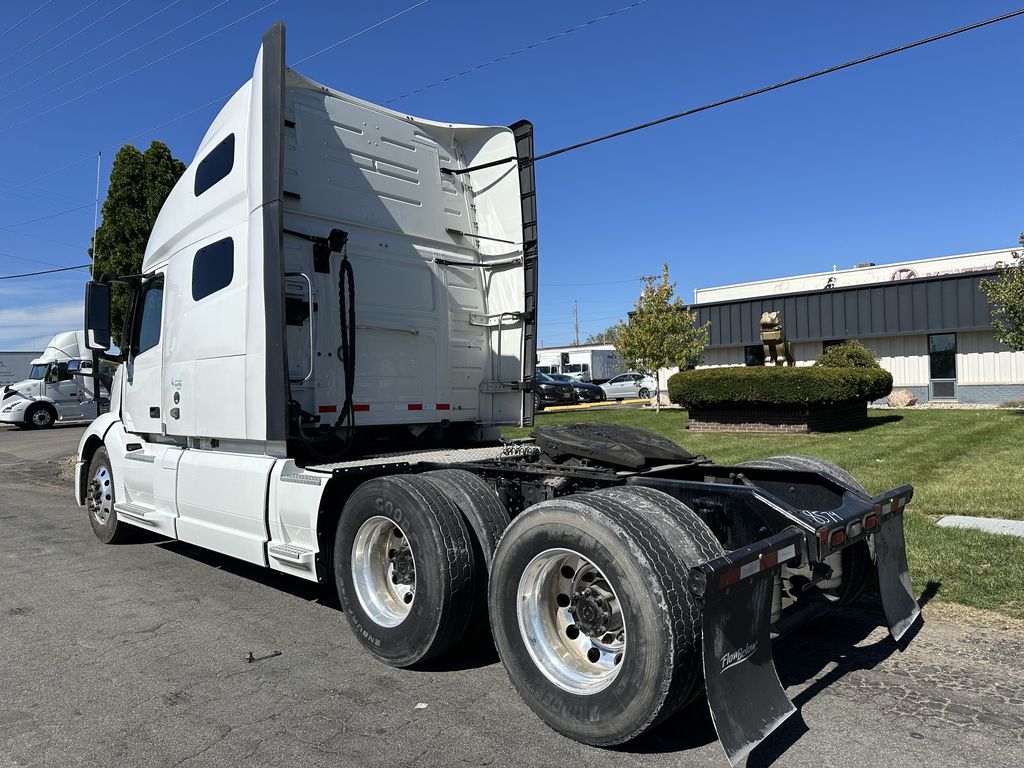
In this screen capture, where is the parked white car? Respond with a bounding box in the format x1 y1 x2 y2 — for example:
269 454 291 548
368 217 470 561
602 372 657 401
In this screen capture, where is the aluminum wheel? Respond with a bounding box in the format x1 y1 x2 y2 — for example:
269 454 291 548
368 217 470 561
351 516 415 628
30 406 53 427
87 465 113 525
517 548 626 695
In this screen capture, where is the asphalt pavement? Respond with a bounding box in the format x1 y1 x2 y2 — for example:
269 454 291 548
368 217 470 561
1 427 1022 768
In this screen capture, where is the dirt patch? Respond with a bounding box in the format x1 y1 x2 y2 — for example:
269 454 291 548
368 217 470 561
57 455 77 481
925 600 1024 633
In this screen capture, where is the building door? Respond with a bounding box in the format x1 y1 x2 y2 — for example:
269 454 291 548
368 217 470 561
928 333 957 400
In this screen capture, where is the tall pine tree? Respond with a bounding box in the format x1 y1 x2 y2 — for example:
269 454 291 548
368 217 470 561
89 141 185 345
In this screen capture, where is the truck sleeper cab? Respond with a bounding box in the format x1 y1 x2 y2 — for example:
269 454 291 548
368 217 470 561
75 23 920 767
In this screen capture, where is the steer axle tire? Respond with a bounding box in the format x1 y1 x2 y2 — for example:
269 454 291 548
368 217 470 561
333 475 474 668
489 491 717 746
86 447 136 544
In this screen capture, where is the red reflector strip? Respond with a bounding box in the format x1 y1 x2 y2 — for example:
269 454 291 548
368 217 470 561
717 543 797 589
318 405 337 414
436 403 450 410
353 404 370 412
719 569 740 588
408 403 423 411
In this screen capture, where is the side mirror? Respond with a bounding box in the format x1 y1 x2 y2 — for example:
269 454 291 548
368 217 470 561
85 281 112 351
66 360 82 374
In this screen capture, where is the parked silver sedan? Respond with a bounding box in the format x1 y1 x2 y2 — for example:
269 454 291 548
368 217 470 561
602 372 657 401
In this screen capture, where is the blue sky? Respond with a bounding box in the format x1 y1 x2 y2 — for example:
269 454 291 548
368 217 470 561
1 0 1022 350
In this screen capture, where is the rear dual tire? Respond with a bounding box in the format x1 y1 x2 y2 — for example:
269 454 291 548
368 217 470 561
489 487 723 745
334 472 509 667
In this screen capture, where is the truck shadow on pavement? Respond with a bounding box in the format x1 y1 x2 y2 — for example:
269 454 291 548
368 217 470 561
625 583 939 762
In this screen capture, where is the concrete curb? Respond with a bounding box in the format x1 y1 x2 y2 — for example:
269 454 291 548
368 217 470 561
936 515 1024 538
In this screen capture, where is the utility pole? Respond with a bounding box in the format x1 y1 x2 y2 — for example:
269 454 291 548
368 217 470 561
573 300 579 346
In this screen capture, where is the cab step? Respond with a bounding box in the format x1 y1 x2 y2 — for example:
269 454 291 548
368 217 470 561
268 543 315 569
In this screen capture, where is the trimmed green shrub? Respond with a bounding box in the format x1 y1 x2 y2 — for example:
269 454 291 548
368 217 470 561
667 366 893 408
814 340 880 369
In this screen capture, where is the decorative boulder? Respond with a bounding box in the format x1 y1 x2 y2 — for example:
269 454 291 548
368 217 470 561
887 389 918 408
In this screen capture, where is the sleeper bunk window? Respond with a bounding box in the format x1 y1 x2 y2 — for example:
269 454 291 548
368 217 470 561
192 238 234 301
194 134 235 196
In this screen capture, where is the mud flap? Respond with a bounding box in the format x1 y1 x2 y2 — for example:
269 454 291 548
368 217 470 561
874 510 921 642
690 528 803 766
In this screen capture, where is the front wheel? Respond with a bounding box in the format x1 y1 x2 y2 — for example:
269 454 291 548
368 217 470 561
637 387 651 400
86 447 135 544
25 402 56 429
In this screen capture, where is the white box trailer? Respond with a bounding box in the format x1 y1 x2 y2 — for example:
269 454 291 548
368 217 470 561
75 23 921 766
0 331 108 428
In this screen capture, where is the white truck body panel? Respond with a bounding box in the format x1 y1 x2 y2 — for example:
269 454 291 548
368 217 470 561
1 330 108 426
76 24 535 574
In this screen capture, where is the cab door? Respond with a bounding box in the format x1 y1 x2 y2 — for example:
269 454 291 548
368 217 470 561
122 275 165 436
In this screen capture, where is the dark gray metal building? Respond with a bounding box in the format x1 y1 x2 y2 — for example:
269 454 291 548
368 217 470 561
688 251 1024 404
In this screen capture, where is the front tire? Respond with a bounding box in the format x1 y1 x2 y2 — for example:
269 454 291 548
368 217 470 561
25 402 56 429
334 475 474 667
86 447 135 544
637 387 650 400
489 491 715 746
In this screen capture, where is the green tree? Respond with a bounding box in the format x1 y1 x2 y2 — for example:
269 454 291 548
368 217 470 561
89 141 185 345
613 263 709 412
584 326 620 344
980 234 1024 351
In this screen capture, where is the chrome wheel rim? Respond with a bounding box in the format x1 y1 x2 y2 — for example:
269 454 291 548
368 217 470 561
88 465 113 525
517 548 626 695
351 516 415 627
31 408 52 426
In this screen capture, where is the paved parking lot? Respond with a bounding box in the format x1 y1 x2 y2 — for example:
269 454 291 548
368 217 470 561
2 427 1023 767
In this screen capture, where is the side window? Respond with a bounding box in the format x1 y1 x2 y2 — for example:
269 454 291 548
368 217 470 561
194 134 235 196
192 238 234 301
56 362 74 382
136 280 164 355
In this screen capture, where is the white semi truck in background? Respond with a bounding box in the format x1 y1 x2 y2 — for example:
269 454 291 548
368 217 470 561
75 23 921 766
0 330 108 429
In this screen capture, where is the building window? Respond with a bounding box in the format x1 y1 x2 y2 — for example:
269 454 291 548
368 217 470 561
192 238 234 301
822 339 847 351
194 134 235 196
928 333 957 399
744 344 765 366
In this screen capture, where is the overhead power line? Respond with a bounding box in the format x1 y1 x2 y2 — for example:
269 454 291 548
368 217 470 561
0 0 56 42
0 2 442 200
0 0 187 101
532 7 1024 162
0 0 135 84
0 203 94 232
0 0 280 134
0 263 91 281
292 0 432 66
385 0 650 104
0 0 104 69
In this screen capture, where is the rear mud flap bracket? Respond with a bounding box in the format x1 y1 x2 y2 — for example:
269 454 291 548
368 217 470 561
690 528 803 766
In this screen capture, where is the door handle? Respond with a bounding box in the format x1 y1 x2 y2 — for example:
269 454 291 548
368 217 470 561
149 406 160 418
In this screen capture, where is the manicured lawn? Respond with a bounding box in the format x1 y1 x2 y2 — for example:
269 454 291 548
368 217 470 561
504 408 1024 618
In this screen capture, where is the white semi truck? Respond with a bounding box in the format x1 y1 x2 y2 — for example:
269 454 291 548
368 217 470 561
75 24 921 766
0 330 108 428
